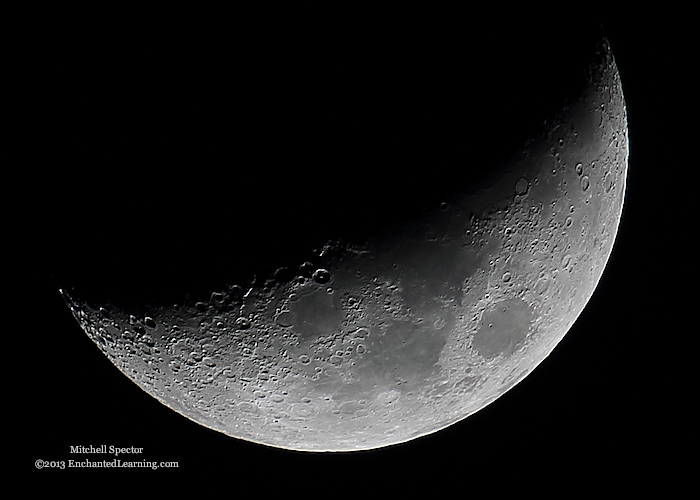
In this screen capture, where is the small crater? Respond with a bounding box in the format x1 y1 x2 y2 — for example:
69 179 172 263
514 177 529 195
339 400 363 415
210 292 226 307
377 390 401 406
562 254 571 269
312 268 331 284
292 402 316 418
235 317 251 329
228 285 244 302
581 175 590 191
276 311 294 327
237 402 258 413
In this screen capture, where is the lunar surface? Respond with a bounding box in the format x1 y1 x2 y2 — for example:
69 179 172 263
60 30 627 451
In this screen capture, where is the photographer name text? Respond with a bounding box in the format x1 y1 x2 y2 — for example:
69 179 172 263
70 445 143 457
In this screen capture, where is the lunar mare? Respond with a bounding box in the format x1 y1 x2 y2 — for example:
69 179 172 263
63 37 627 451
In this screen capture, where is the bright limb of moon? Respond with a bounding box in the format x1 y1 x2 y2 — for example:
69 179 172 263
63 36 627 452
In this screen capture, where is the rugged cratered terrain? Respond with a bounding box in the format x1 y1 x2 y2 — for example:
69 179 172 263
61 33 627 451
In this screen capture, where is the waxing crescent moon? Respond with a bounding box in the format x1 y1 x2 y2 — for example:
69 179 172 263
57 21 627 452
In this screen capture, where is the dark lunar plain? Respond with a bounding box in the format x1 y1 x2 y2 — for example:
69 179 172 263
17 6 688 491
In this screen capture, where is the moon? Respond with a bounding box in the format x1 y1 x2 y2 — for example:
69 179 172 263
57 22 627 452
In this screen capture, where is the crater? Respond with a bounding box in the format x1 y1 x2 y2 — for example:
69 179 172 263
289 289 344 341
472 297 533 359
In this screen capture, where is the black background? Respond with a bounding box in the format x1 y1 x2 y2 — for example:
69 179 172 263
18 6 687 491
